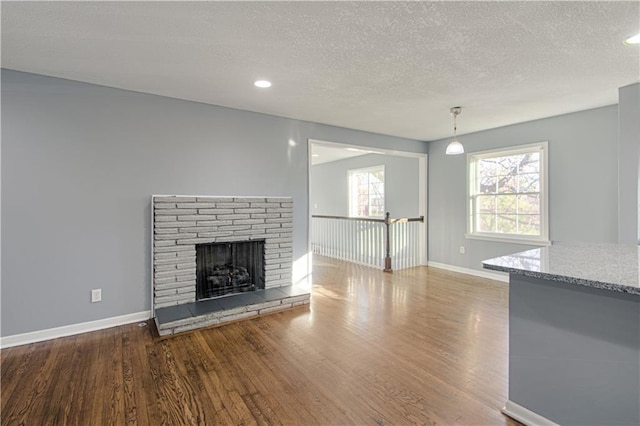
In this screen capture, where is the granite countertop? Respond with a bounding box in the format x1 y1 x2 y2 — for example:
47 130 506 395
482 241 640 295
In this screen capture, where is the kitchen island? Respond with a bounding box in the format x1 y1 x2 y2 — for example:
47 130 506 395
483 242 639 426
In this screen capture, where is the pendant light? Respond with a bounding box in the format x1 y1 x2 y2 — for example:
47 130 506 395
446 107 464 155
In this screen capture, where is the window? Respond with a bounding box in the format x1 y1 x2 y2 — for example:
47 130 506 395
349 166 385 218
467 142 549 244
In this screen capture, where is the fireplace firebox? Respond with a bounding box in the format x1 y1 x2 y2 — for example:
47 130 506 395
196 240 265 300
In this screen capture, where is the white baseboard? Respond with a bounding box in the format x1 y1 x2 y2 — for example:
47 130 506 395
427 261 509 282
502 400 560 426
0 310 151 349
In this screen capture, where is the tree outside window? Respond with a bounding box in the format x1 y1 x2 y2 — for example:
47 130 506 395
349 166 385 218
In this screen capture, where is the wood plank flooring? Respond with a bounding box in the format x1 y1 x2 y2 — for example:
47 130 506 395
1 256 520 425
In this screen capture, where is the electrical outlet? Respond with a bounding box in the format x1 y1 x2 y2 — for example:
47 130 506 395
459 246 465 254
91 289 102 303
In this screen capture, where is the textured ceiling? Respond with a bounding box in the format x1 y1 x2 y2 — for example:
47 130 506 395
2 1 639 141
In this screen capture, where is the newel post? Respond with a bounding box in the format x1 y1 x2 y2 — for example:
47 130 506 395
384 212 392 272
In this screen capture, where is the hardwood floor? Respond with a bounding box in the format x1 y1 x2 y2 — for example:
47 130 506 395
1 256 521 425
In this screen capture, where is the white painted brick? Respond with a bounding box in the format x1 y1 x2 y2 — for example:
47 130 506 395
280 213 293 218
155 264 179 272
176 286 195 294
197 209 234 215
155 293 194 304
253 223 281 230
292 300 310 307
264 243 279 250
196 197 233 203
217 214 250 220
266 208 293 214
265 229 285 235
267 197 291 203
252 300 283 310
281 223 293 228
250 203 279 208
265 263 282 271
175 272 197 281
268 237 291 244
279 242 293 248
220 310 257 323
217 236 259 242
176 263 195 270
155 216 178 222
156 209 197 215
259 303 293 315
234 229 266 236
265 217 292 223
234 197 264 203
287 295 311 304
197 231 234 238
155 288 178 297
277 232 293 239
155 269 182 278
177 238 216 245
155 196 197 202
176 202 218 208
233 219 265 225
155 221 194 228
234 208 266 214
179 227 218 233
280 203 293 208
279 252 293 258
154 203 177 209
154 241 176 248
155 233 196 240
218 225 251 231
251 213 281 219
154 228 179 234
216 203 250 208
264 253 279 260
155 281 193 291
197 220 233 226
155 275 177 284
154 245 194 253
177 215 217 221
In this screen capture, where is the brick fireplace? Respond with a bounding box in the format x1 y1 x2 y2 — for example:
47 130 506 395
152 195 308 336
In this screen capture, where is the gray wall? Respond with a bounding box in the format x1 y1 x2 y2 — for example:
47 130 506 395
1 69 425 336
428 105 619 271
618 83 640 244
311 154 420 218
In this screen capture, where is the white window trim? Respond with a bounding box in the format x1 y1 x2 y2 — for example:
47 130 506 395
466 141 550 245
348 165 385 218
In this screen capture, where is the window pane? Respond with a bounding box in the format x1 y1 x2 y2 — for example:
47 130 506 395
469 144 546 240
518 215 540 235
517 194 539 214
479 175 497 194
496 195 517 213
477 214 496 232
497 175 517 193
477 195 495 213
496 214 517 233
519 153 540 173
518 173 539 193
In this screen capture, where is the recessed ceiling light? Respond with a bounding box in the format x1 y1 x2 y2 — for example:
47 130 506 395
624 33 640 45
254 80 272 88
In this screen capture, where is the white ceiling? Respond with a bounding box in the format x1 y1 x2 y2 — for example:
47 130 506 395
2 1 639 141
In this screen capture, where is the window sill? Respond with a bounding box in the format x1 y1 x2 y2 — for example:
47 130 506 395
465 233 551 246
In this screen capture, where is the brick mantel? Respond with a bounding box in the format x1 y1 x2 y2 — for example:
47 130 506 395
152 196 293 311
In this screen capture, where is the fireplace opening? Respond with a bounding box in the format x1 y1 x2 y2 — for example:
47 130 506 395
196 240 265 300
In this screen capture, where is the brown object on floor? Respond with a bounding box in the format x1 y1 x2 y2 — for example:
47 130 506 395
1 256 522 425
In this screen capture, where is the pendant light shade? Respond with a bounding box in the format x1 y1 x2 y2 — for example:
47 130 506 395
446 106 464 155
445 140 464 155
